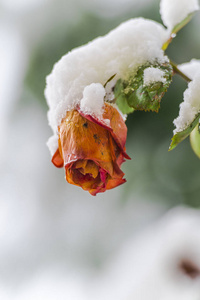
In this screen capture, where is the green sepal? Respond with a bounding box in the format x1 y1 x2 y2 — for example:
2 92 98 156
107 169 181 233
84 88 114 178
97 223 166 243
104 73 116 88
115 95 134 114
190 122 200 159
114 79 134 114
114 61 172 114
169 113 200 151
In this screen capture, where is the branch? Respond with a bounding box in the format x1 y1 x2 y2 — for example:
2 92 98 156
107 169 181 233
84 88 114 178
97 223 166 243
170 60 192 83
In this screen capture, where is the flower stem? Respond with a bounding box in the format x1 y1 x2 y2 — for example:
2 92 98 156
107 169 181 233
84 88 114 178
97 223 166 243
170 60 192 83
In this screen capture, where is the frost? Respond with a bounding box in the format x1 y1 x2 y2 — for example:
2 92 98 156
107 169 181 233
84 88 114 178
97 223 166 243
45 18 169 154
143 67 166 86
160 0 199 30
80 83 105 116
173 72 200 134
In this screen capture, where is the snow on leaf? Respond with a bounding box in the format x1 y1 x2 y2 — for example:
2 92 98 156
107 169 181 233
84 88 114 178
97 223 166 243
172 72 200 137
160 0 199 31
114 61 172 113
160 0 199 50
169 113 200 151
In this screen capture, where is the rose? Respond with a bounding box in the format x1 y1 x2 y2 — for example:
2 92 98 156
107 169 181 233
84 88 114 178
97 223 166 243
52 103 130 196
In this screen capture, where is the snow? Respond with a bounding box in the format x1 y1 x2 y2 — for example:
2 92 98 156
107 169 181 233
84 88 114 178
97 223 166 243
179 59 200 80
80 83 106 116
160 0 199 30
46 135 60 156
45 18 169 154
143 67 166 86
173 70 200 134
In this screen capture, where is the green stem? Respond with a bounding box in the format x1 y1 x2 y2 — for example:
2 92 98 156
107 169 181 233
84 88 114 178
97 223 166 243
170 60 192 83
162 35 174 51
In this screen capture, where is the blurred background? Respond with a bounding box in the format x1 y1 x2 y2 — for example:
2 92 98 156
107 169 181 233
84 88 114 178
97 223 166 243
0 0 200 299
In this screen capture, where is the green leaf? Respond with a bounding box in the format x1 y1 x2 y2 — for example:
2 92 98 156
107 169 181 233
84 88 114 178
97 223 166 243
169 113 200 151
190 123 200 159
114 61 172 114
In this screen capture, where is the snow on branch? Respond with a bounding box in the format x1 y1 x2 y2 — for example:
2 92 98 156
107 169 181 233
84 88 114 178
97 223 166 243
160 0 199 31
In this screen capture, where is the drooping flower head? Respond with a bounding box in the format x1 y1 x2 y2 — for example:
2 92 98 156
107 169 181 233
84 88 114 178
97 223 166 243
45 18 170 195
52 103 130 196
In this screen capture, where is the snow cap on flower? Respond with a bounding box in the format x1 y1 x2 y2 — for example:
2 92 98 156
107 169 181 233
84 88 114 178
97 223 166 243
45 18 169 155
160 0 199 30
80 83 106 117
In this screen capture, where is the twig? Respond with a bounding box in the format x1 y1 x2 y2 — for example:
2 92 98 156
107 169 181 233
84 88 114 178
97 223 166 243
170 60 192 83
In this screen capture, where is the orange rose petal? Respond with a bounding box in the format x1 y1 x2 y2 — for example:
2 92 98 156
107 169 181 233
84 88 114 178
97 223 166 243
103 104 131 160
84 160 99 178
79 104 131 160
59 110 114 166
103 104 126 147
65 163 107 195
78 113 112 132
106 177 126 190
52 148 64 168
74 160 99 178
66 165 99 189
73 159 87 170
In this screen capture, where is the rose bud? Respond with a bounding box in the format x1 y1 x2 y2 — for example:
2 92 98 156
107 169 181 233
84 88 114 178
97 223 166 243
51 103 130 196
